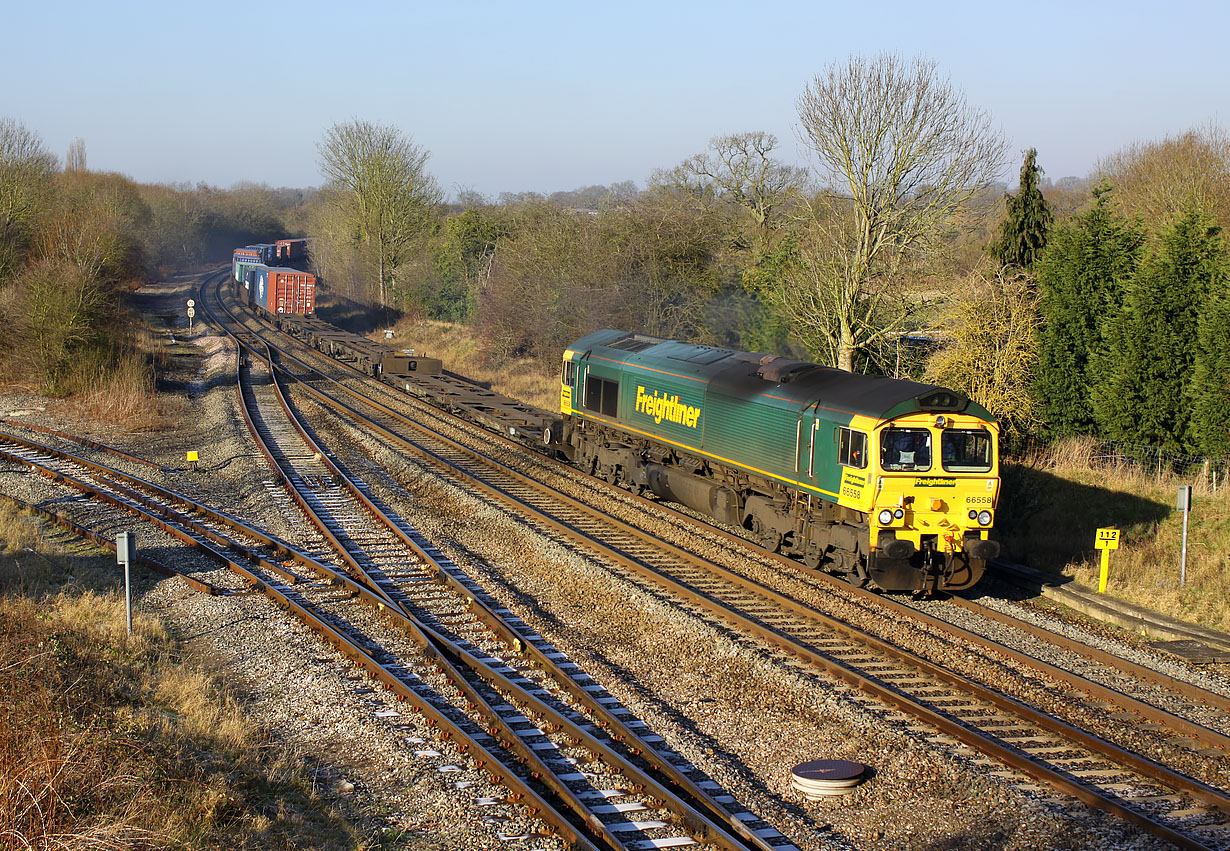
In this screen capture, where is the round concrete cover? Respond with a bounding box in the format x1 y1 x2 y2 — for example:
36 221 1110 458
792 759 865 781
791 760 866 798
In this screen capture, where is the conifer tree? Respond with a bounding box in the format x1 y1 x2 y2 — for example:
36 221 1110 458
992 148 1052 268
1189 232 1230 457
1093 209 1222 451
1033 186 1142 439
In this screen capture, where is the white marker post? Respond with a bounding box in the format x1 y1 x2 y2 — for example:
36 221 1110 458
1178 486 1192 587
116 531 135 635
187 298 196 329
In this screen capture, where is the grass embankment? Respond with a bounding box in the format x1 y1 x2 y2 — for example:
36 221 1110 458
998 437 1230 631
0 503 362 850
384 318 559 411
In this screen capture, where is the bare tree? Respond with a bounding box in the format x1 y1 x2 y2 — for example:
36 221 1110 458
784 54 1007 371
318 120 442 306
655 131 805 253
453 186 488 210
1096 121 1230 230
66 138 87 172
0 118 58 282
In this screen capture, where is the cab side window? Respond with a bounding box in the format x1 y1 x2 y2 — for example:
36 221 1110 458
584 375 619 417
838 427 867 469
562 360 576 385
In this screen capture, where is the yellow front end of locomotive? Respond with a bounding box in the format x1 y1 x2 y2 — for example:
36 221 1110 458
869 414 1000 560
560 350 576 416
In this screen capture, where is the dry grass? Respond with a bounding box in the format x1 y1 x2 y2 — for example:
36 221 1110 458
383 318 560 412
0 508 362 850
1000 436 1230 631
61 352 166 431
0 504 43 556
26 307 196 432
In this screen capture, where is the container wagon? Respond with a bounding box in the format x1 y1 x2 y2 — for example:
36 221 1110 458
251 265 315 315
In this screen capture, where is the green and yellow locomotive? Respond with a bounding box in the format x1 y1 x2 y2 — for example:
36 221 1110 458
559 330 1000 593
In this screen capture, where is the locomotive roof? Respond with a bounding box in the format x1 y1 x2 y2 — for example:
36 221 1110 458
569 329 994 422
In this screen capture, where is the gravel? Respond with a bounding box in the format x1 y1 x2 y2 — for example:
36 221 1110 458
0 276 1197 850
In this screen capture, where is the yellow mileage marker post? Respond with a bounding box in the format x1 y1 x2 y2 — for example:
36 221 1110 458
187 450 199 472
1094 527 1120 593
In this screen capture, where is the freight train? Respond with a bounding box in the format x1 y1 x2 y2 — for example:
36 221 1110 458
226 243 998 593
232 241 316 315
556 330 1000 594
229 242 444 380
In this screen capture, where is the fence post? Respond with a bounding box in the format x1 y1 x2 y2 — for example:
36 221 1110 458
116 531 135 636
1177 486 1192 588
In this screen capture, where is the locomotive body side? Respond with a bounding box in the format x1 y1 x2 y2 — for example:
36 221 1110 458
560 329 1000 593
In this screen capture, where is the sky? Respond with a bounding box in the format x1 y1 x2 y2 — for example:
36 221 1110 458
4 0 1228 200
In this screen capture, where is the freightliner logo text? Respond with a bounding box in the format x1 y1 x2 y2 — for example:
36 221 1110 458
635 386 701 428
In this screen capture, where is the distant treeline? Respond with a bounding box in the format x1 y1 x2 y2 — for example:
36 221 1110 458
307 113 1230 460
0 118 304 397
2 103 1227 457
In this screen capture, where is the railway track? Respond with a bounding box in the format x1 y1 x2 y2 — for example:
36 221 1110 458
1 425 802 850
203 274 1230 849
203 275 802 850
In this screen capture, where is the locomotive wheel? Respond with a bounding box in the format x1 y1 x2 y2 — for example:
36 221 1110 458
753 520 782 553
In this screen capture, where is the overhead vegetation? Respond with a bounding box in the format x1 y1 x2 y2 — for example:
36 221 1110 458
3 52 1229 469
0 118 299 407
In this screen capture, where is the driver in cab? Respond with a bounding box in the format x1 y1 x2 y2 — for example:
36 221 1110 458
882 430 930 471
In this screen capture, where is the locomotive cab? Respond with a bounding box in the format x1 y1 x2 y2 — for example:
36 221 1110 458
868 416 1000 592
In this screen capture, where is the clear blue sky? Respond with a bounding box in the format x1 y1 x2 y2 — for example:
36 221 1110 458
5 0 1227 199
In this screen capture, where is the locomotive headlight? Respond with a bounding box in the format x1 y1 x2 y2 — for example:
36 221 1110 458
894 508 904 519
878 509 895 525
968 510 978 520
977 510 993 526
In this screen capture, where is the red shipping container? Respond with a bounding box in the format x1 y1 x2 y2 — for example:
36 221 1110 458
275 238 308 262
255 267 315 315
